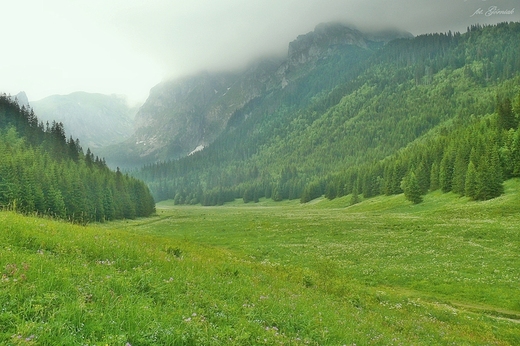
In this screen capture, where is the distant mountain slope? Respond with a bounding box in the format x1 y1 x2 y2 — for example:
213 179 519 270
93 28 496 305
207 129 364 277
31 92 138 149
135 22 520 204
102 22 410 168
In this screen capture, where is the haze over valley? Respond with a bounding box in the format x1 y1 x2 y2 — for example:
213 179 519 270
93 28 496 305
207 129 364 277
2 0 519 103
1 1 520 344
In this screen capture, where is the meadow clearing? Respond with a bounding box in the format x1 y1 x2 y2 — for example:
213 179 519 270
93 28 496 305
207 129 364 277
1 180 519 345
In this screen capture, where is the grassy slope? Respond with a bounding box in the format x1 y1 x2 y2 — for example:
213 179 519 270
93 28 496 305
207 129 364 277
1 181 520 345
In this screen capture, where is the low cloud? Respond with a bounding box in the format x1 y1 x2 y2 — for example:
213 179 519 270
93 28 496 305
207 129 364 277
1 0 518 102
114 0 519 79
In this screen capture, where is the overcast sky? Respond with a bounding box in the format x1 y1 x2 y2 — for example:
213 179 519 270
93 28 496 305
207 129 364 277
1 0 518 104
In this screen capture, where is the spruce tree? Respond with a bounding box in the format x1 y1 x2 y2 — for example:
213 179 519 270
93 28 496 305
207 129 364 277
415 160 430 194
325 181 337 200
497 96 515 130
350 186 360 206
452 148 469 195
464 161 477 199
429 161 440 191
439 151 455 193
475 146 503 200
512 129 520 176
512 92 520 125
47 186 66 219
243 187 254 203
401 171 423 204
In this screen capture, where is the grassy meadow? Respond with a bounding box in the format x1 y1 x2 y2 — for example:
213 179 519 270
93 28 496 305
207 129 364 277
1 181 520 345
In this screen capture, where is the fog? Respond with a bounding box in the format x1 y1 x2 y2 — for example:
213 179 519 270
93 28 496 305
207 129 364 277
1 0 518 103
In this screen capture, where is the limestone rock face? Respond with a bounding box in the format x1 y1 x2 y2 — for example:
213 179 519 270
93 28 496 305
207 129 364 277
132 59 282 160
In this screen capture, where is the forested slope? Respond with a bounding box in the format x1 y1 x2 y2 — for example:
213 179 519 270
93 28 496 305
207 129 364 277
314 87 520 204
0 95 155 222
137 22 520 205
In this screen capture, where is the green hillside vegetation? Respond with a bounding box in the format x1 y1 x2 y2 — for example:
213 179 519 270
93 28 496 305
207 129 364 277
0 95 155 222
136 22 520 206
1 181 519 344
318 89 520 204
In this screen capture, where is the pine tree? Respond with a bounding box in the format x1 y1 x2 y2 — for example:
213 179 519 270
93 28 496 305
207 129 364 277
47 186 66 219
464 161 477 199
102 188 115 221
325 180 338 200
429 161 440 191
350 186 360 206
497 96 515 130
401 171 423 204
452 148 469 195
272 186 283 202
475 146 503 200
512 129 520 176
243 187 254 203
415 159 430 194
439 150 455 193
512 92 520 124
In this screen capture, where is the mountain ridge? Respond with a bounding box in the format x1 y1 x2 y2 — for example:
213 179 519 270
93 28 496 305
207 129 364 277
101 22 409 168
31 92 138 148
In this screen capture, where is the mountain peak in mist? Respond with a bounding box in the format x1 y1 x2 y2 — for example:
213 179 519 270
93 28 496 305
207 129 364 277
8 91 30 108
286 22 412 68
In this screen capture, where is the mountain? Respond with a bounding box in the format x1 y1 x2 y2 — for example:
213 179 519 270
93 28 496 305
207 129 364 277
31 92 138 149
102 22 410 168
8 91 30 108
133 22 520 205
131 58 282 162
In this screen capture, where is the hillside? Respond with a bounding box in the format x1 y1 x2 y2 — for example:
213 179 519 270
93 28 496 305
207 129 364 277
1 180 519 344
0 95 155 222
31 92 138 149
102 23 411 168
135 22 520 205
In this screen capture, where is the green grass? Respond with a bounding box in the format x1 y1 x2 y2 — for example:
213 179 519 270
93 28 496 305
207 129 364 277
1 181 520 345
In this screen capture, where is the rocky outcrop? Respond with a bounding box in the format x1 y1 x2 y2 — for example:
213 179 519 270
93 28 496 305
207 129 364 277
8 91 30 109
131 58 283 160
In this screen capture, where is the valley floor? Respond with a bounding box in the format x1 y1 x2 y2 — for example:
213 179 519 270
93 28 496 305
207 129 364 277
1 180 520 344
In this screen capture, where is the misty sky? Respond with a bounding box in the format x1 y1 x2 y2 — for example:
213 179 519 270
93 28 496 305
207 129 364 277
1 0 518 104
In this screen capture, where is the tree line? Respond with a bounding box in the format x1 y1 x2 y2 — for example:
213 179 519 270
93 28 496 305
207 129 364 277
0 95 155 222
